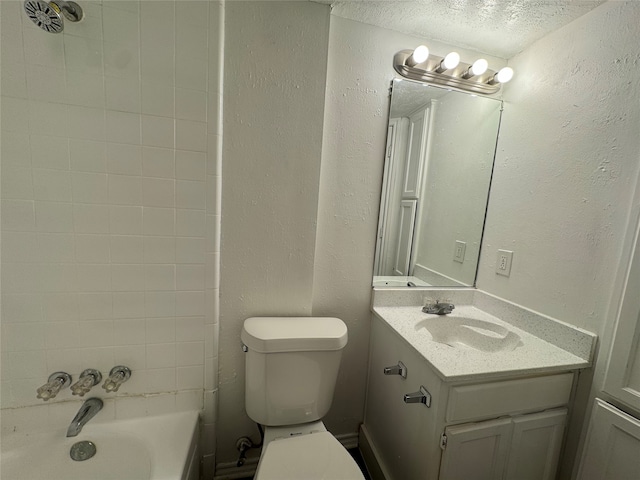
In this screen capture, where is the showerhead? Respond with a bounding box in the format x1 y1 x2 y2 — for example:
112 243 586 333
23 0 83 34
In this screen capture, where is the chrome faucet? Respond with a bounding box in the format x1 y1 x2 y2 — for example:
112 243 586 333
422 302 455 315
66 397 103 437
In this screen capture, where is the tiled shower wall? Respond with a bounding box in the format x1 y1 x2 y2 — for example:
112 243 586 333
0 0 221 470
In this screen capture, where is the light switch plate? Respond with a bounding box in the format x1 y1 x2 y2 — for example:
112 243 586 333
453 240 466 263
496 249 513 276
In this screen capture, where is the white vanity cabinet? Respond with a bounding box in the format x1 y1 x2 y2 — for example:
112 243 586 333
361 314 576 480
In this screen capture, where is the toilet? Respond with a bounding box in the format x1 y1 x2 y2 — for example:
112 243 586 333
241 316 366 480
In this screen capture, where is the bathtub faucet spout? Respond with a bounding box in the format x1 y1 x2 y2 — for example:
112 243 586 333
66 397 103 437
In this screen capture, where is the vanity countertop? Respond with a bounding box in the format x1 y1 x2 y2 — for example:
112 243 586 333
373 304 592 382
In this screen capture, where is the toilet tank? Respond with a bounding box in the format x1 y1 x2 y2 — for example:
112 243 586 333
241 317 348 426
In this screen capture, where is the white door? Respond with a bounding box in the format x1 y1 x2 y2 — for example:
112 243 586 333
603 212 640 411
392 200 417 276
505 409 567 480
402 108 429 199
439 418 512 480
577 399 640 480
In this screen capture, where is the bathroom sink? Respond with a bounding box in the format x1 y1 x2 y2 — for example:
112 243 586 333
415 317 522 352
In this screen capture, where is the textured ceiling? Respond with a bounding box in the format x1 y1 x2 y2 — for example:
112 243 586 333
314 0 606 58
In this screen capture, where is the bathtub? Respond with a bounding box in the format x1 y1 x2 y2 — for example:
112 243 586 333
1 409 200 480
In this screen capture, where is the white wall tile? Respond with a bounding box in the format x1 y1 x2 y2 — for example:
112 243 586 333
146 317 176 344
73 204 110 234
109 205 143 234
176 119 207 152
75 234 111 263
1 166 33 199
33 169 72 202
2 293 43 323
176 237 205 264
65 70 105 108
2 133 31 167
111 264 146 291
2 200 36 232
35 201 74 233
76 264 112 292
145 264 176 291
176 316 205 342
176 150 206 180
176 265 205 291
106 110 142 145
176 88 207 122
176 180 205 209
142 115 175 148
112 291 145 319
37 233 76 262
25 64 66 103
103 6 140 46
142 146 175 178
141 82 175 117
31 135 70 170
145 291 176 317
108 174 143 205
177 365 204 390
107 143 142 175
76 292 113 320
63 35 104 75
2 97 30 133
176 55 207 91
143 236 176 264
143 177 175 207
2 232 38 263
177 341 204 367
103 41 140 78
29 101 67 137
110 235 144 263
176 291 205 317
146 343 176 370
105 75 141 113
67 105 105 141
69 139 107 173
72 172 109 204
143 207 175 236
41 293 79 322
176 209 205 237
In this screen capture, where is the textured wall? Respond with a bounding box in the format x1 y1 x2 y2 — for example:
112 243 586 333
476 2 640 477
218 0 330 465
312 16 505 439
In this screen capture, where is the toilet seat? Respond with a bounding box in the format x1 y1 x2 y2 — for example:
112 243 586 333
255 431 366 480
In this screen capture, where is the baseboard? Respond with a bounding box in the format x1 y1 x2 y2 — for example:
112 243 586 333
359 424 390 480
213 432 360 479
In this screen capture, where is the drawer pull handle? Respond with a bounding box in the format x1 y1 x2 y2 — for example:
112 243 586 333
383 361 407 379
404 385 431 408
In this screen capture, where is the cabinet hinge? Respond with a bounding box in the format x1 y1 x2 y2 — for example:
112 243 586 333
440 433 447 450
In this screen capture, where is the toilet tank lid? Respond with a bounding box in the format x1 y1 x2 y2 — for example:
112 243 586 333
242 317 348 353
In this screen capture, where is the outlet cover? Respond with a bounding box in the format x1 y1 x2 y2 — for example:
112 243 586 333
496 249 513 277
453 240 466 263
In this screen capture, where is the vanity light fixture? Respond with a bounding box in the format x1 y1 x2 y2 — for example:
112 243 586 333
394 46 513 95
405 44 429 67
435 51 460 73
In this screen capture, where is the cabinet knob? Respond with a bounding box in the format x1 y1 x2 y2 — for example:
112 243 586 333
383 361 407 378
404 385 431 407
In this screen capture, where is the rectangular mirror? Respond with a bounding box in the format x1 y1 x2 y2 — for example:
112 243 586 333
374 79 503 287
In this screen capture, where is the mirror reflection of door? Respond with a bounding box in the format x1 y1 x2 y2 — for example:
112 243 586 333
374 79 502 288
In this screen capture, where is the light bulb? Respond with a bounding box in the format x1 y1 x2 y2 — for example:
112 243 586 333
471 58 488 76
495 67 514 83
442 52 460 70
406 45 429 67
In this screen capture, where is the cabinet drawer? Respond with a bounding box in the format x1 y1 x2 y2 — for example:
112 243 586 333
446 373 573 423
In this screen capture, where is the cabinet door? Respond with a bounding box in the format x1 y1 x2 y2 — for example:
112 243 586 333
577 399 640 480
603 213 640 412
439 418 512 480
505 409 567 480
